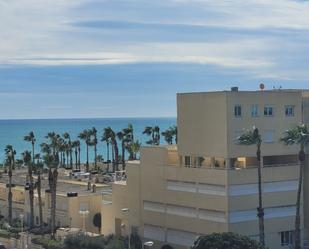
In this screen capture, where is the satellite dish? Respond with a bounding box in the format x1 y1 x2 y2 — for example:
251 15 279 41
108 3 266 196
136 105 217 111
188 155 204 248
259 83 265 90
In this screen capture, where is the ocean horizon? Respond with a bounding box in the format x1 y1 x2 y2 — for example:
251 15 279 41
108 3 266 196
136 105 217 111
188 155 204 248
0 117 176 163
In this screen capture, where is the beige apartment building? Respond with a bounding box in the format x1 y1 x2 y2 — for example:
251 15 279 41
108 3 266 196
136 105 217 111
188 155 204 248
102 88 309 249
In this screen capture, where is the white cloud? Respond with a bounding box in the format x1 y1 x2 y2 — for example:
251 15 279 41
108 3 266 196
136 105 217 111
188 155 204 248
0 0 308 80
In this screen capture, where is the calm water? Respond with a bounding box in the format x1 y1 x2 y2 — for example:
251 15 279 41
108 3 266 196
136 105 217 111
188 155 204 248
0 118 176 163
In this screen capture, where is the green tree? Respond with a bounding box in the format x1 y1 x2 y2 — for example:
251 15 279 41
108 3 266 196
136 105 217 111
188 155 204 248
191 233 266 249
236 127 264 245
4 145 16 226
281 124 309 249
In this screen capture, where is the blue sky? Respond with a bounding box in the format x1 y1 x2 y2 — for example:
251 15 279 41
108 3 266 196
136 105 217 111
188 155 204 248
1 0 309 119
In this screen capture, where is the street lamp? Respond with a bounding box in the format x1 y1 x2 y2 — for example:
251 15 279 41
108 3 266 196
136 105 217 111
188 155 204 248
121 208 131 249
79 210 89 234
143 241 154 249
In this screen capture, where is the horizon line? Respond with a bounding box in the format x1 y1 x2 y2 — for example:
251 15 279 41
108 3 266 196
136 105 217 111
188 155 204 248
0 116 177 121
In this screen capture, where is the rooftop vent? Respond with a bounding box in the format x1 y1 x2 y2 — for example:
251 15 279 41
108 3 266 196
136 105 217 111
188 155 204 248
231 87 239 92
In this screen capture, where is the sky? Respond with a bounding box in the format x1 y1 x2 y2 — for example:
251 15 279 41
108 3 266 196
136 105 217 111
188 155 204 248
0 0 309 119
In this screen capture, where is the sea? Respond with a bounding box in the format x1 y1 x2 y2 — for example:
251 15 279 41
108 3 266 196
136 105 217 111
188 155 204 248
0 118 176 164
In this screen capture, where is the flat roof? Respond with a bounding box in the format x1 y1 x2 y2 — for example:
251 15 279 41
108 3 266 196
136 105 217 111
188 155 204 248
0 169 110 196
177 89 306 95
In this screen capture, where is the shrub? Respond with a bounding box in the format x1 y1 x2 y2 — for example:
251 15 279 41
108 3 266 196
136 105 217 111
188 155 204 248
32 236 63 249
0 229 11 239
63 234 125 249
191 232 267 249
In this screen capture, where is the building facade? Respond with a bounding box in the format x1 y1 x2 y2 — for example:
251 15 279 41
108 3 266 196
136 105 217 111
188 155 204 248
102 89 309 249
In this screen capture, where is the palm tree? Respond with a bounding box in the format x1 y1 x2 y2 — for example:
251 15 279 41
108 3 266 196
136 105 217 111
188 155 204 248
103 127 119 172
24 132 43 227
171 125 177 144
117 131 127 169
22 150 34 229
72 140 80 170
161 129 173 145
143 126 153 145
24 131 36 163
126 140 141 160
102 128 112 170
236 127 265 245
143 126 161 145
78 129 92 172
63 132 73 168
90 127 98 170
281 124 309 249
42 133 60 239
123 124 135 160
4 145 16 226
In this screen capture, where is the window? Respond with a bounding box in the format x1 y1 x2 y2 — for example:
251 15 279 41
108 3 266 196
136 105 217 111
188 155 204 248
264 106 274 116
281 231 294 246
285 105 295 117
234 105 242 117
184 156 191 167
264 130 274 143
196 157 205 167
251 105 259 117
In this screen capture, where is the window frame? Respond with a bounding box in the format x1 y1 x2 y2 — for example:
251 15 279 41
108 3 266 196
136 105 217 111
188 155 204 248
234 105 242 118
251 104 259 117
263 130 275 144
184 156 191 167
285 105 295 117
264 106 274 117
280 231 294 246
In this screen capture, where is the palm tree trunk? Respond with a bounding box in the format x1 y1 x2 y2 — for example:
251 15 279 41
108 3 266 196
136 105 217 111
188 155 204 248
66 151 69 168
112 145 115 172
70 145 73 168
94 144 97 170
114 141 119 172
122 141 125 170
107 143 110 171
86 143 89 172
28 167 34 228
8 161 13 226
32 143 35 164
49 168 58 239
75 148 78 170
295 148 305 249
78 146 81 170
257 144 265 245
37 171 43 228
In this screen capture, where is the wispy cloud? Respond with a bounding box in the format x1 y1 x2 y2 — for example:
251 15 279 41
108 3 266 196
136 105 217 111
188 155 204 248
1 0 308 74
